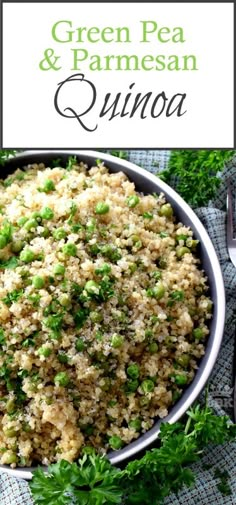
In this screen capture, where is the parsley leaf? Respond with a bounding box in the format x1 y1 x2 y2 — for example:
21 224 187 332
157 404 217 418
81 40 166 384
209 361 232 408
0 257 19 270
0 150 17 166
3 289 24 306
66 156 77 171
30 402 236 505
30 454 122 505
159 150 235 207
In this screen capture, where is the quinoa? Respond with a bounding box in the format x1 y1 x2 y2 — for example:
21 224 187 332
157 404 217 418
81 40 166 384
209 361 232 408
0 159 212 467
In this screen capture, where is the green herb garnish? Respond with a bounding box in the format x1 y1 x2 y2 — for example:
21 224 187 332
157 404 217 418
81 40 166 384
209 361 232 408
159 150 235 207
29 402 236 505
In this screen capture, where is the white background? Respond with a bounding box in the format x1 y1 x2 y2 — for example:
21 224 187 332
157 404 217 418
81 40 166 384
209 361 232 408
2 2 234 148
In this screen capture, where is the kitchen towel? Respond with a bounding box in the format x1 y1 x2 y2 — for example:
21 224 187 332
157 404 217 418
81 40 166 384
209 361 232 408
0 150 235 505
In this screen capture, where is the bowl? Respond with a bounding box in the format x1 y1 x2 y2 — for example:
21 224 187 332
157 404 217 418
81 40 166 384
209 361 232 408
0 150 225 479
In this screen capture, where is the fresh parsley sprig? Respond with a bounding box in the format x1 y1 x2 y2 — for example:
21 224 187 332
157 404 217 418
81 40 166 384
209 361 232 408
30 454 122 505
0 149 17 166
29 403 236 505
159 150 235 207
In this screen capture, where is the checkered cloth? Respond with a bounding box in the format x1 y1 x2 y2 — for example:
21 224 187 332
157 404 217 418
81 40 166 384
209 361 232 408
0 151 235 505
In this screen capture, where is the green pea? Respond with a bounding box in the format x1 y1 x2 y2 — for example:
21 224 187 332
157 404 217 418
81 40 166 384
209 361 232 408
126 379 139 392
58 352 69 364
6 399 15 414
53 264 65 276
4 428 17 438
158 257 167 269
186 238 199 249
11 240 24 253
147 282 165 300
152 282 165 300
75 338 85 352
24 219 38 231
41 207 54 220
42 179 55 193
174 374 188 386
128 418 142 431
109 435 123 450
127 195 140 208
59 294 71 307
95 264 111 275
4 452 18 464
175 354 190 367
22 423 32 433
62 243 77 257
164 335 176 349
159 203 173 217
54 371 70 387
207 301 213 313
149 342 158 353
38 346 52 357
193 327 204 340
40 227 50 238
131 235 140 244
90 311 103 323
20 249 35 263
176 246 190 258
141 379 155 394
31 211 42 222
32 276 45 289
139 396 150 407
53 228 67 240
0 235 7 249
127 364 140 379
100 378 111 391
85 280 99 295
17 216 28 226
95 202 110 214
111 334 124 348
188 306 197 317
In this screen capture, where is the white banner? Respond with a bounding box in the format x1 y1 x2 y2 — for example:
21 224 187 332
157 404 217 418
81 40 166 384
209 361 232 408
2 2 234 148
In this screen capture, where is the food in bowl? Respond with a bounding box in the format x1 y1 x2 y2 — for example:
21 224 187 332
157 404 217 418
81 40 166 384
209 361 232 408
0 159 212 467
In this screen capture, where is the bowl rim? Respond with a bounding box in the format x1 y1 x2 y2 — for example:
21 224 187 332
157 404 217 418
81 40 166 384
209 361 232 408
0 149 225 479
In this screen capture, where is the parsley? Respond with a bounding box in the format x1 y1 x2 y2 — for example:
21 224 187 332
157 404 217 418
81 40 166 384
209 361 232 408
74 307 89 329
66 156 77 171
30 454 122 505
214 468 232 496
0 221 13 244
3 289 24 306
0 257 19 270
109 150 128 160
0 150 17 166
51 158 62 167
159 150 235 207
43 313 64 332
0 329 5 346
67 201 78 224
30 402 236 505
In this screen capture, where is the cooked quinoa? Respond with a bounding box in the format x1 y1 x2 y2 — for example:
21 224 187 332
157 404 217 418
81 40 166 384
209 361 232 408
0 159 212 467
